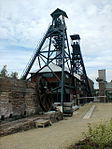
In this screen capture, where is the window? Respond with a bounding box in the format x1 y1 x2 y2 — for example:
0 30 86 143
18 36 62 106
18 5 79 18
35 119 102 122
42 73 53 78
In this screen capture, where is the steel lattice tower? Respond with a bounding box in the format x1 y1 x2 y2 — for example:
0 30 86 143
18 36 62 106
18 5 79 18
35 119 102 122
22 8 73 111
21 8 92 112
70 34 92 97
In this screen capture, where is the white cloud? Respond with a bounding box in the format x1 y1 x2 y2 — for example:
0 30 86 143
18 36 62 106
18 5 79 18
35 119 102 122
0 0 112 87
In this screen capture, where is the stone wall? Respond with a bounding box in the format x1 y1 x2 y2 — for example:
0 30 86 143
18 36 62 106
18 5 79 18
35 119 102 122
0 111 63 136
0 77 41 120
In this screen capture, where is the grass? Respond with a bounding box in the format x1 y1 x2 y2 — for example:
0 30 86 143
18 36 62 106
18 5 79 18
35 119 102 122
68 119 112 149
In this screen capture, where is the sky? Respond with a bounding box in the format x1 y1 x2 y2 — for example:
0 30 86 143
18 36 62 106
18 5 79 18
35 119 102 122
0 0 112 88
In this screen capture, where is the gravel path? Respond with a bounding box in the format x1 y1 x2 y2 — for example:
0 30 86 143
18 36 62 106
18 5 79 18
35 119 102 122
0 103 112 149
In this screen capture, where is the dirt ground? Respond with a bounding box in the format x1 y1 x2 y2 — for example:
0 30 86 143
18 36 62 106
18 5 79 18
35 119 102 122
0 103 112 149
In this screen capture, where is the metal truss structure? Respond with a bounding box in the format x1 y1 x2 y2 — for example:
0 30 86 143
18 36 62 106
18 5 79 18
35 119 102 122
70 35 92 97
21 8 92 112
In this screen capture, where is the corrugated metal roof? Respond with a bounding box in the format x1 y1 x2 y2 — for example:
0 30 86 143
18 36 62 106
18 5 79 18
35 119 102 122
39 63 63 72
32 63 80 80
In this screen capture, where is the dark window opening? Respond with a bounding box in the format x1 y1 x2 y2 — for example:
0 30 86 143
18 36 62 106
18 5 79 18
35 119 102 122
1 115 4 120
24 111 26 115
9 114 13 118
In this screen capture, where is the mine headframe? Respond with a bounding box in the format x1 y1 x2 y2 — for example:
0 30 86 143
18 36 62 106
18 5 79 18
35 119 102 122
21 8 92 112
70 34 92 97
21 8 74 112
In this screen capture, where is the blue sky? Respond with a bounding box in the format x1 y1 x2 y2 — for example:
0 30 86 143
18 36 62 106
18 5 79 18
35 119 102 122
0 0 112 88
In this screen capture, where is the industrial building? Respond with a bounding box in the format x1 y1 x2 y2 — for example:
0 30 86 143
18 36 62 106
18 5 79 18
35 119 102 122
96 69 112 101
0 8 96 136
0 8 94 123
31 63 94 105
20 8 94 114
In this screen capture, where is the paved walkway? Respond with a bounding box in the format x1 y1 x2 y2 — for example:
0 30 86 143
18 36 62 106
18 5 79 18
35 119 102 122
0 103 112 149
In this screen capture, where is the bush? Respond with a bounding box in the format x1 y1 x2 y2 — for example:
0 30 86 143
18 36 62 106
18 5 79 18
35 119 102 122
85 120 112 148
68 119 112 149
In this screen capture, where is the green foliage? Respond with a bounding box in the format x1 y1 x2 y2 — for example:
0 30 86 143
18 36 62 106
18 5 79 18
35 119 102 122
68 119 112 149
85 120 112 148
10 72 18 79
0 65 18 79
0 65 8 77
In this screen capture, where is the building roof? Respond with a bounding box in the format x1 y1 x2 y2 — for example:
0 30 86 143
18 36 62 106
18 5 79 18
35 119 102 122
39 63 67 72
70 34 80 40
50 8 68 19
31 63 80 80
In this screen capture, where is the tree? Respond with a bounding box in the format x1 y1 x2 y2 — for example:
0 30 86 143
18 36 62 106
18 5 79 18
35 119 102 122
10 72 18 79
0 65 19 79
0 65 8 77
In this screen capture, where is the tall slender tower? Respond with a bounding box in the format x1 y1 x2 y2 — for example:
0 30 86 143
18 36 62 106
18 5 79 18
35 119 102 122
97 69 106 97
70 34 92 97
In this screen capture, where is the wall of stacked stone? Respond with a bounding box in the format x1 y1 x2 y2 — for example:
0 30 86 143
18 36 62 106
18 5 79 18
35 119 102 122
0 77 41 120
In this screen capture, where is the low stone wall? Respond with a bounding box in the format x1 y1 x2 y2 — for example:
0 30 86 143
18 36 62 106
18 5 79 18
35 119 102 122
0 77 41 120
0 111 63 136
0 77 63 137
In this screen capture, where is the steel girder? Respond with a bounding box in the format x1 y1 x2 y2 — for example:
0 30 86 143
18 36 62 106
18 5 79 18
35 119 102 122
21 8 73 112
